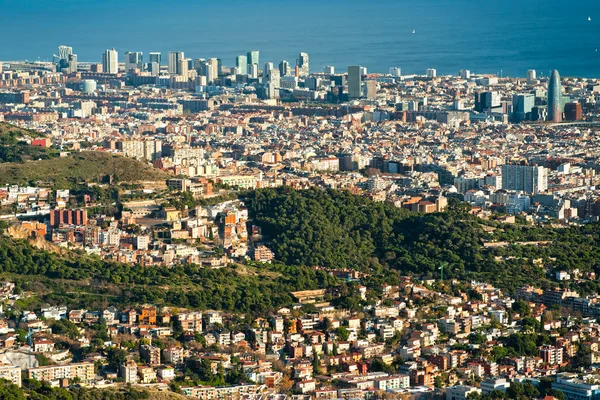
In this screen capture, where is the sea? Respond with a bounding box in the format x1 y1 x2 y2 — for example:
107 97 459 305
2 0 600 78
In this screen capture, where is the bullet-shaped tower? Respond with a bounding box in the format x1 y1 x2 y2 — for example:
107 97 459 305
547 70 562 123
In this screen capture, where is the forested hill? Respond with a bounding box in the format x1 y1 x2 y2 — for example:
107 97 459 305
0 233 337 314
1 187 600 315
245 187 600 293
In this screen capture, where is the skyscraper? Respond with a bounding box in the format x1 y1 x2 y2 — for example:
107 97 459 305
266 68 281 99
249 63 259 79
55 45 77 73
474 91 501 112
207 58 219 83
265 67 280 86
102 48 118 74
547 69 562 123
194 58 206 72
247 50 259 68
512 93 535 122
364 79 377 100
389 67 401 77
324 66 335 75
124 51 143 72
264 62 274 74
564 102 583 121
168 52 184 75
426 68 437 78
56 45 72 69
297 52 309 77
147 62 160 76
236 55 248 75
279 60 290 77
177 59 189 77
67 54 78 74
527 69 536 83
347 66 362 99
148 52 162 64
58 45 72 63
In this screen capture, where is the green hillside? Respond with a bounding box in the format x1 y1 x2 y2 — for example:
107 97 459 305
0 234 336 315
0 122 44 139
0 122 58 162
245 187 600 293
1 188 599 314
0 151 171 187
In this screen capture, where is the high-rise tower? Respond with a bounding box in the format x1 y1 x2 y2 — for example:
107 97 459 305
102 48 118 74
168 52 185 75
124 51 143 72
148 52 162 64
347 66 362 99
236 55 248 75
297 52 309 77
547 70 562 123
279 60 290 77
247 50 259 68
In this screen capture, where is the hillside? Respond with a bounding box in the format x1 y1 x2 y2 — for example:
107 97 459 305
0 233 337 314
0 122 44 139
0 122 58 163
0 151 171 186
1 188 599 315
245 187 600 293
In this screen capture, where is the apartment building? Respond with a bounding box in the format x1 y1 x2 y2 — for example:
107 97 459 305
0 364 21 387
177 312 203 333
28 362 94 383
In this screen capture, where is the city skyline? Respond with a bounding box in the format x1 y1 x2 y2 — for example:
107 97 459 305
7 43 584 81
2 0 599 77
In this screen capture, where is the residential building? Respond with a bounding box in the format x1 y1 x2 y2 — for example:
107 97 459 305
28 362 95 383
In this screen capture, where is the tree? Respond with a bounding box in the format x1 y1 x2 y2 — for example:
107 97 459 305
468 333 487 345
51 319 81 340
106 347 129 370
489 346 509 362
506 381 539 400
335 327 350 341
0 379 26 400
520 317 540 332
226 364 248 385
35 354 52 367
169 381 182 394
573 345 591 369
278 373 294 394
370 358 395 374
312 353 321 375
545 389 566 400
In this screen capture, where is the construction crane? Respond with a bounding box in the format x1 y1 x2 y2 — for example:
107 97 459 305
25 327 34 368
439 261 447 281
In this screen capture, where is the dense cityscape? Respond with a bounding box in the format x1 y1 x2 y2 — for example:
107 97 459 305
0 42 599 400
